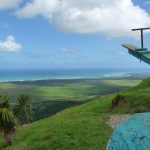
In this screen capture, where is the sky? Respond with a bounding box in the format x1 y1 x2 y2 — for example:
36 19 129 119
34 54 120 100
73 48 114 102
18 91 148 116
0 0 150 69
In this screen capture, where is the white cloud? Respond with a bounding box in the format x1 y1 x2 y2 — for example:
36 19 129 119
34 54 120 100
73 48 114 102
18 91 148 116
15 0 59 18
111 51 128 56
0 0 21 10
15 0 150 38
60 48 75 53
0 36 22 52
0 23 9 29
25 51 51 58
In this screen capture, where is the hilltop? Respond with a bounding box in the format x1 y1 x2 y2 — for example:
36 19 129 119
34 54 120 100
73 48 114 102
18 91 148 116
1 77 150 150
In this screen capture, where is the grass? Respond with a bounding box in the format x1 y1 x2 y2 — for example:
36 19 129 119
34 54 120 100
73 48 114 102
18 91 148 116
102 79 141 87
0 78 141 121
0 78 141 102
116 77 150 113
2 96 113 150
1 77 150 150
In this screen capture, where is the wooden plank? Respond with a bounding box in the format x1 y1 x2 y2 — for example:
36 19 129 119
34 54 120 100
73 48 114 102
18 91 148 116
138 51 150 54
132 27 150 31
122 44 139 51
129 50 150 65
122 44 150 65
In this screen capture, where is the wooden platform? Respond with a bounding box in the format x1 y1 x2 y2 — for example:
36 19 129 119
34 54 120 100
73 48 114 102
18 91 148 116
122 44 150 65
122 44 139 51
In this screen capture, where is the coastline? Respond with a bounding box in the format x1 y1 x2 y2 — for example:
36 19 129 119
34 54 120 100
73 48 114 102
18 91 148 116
0 68 149 83
0 72 144 122
0 73 134 83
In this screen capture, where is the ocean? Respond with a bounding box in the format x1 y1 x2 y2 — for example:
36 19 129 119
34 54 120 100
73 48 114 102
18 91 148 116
0 68 148 82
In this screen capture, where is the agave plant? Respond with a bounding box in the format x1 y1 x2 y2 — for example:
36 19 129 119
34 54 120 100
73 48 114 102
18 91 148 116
0 94 32 145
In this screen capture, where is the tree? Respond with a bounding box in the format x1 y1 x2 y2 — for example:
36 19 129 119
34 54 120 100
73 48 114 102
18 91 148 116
0 94 32 145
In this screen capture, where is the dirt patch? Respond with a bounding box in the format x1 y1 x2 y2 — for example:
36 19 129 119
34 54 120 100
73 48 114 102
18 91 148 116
112 94 125 108
106 114 132 129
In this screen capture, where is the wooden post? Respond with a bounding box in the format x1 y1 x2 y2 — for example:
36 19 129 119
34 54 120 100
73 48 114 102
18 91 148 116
141 29 143 49
132 28 150 49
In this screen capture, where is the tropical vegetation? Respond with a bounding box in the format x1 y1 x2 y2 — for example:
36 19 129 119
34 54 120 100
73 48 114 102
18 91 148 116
0 94 32 146
1 77 149 149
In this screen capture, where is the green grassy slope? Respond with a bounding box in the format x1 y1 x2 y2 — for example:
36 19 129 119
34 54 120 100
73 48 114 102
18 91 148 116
115 77 150 113
1 78 150 150
2 96 113 150
0 78 140 122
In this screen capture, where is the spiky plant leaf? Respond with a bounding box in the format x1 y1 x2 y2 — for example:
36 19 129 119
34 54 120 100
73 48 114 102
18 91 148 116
0 94 32 145
0 108 18 133
0 96 10 109
13 94 32 122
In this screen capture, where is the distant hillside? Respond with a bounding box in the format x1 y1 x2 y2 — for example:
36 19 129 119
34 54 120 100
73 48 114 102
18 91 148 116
1 78 150 150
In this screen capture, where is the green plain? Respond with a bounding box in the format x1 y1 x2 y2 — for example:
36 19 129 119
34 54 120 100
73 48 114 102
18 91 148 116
1 77 150 150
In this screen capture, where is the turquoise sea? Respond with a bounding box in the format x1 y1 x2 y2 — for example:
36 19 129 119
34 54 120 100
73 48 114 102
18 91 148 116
0 68 148 82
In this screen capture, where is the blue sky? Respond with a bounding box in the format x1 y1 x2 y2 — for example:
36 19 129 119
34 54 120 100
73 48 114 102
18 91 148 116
0 0 150 69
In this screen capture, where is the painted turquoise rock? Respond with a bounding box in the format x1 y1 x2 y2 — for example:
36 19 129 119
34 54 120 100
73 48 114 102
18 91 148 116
106 113 150 150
